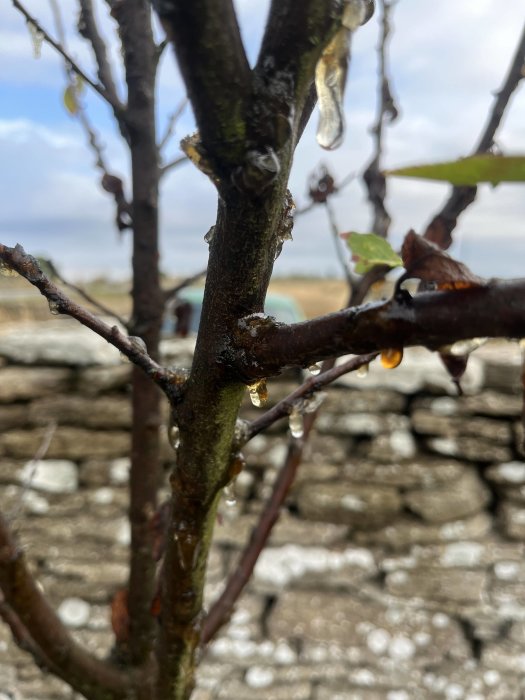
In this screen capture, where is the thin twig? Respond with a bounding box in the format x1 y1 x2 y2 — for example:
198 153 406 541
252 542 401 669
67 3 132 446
45 258 129 328
424 20 525 249
0 243 182 401
163 268 207 304
12 0 122 115
158 98 188 151
324 199 354 287
245 352 380 442
159 154 188 177
77 0 123 111
363 0 399 239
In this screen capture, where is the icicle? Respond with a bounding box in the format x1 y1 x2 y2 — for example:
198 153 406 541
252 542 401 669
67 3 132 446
308 363 322 376
248 380 268 408
315 26 350 150
27 21 44 59
445 337 488 357
380 348 403 369
356 363 369 378
48 299 61 315
289 406 304 439
315 0 374 150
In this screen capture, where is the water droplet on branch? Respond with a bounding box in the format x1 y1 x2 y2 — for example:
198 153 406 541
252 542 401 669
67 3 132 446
356 363 369 378
168 424 180 450
223 482 237 507
48 299 61 316
248 380 268 407
380 348 403 369
289 407 304 439
308 363 322 376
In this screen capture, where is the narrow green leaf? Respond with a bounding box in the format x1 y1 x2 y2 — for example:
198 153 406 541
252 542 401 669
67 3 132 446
385 154 525 186
345 232 402 274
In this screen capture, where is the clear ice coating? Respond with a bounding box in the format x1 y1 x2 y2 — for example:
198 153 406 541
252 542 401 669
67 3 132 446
223 482 237 507
27 21 44 59
315 0 374 150
289 407 304 439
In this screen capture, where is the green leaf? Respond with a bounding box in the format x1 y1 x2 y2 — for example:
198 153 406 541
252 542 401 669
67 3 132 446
345 232 402 274
385 154 525 186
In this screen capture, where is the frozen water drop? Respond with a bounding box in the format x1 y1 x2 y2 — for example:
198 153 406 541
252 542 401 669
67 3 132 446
48 299 61 316
204 225 215 245
289 407 304 439
303 391 327 413
356 362 369 378
381 348 403 369
308 363 321 376
223 482 237 507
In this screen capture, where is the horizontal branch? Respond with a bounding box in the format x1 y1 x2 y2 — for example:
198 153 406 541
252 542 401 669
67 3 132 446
245 352 379 441
234 279 525 379
0 243 182 401
12 0 123 116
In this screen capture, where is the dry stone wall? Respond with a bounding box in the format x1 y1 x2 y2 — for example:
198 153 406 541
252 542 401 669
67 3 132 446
0 321 524 699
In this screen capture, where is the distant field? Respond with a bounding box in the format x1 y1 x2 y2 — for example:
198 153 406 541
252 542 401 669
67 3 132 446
0 276 349 325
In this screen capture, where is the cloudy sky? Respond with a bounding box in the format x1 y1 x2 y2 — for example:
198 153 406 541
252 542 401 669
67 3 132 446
0 1 524 281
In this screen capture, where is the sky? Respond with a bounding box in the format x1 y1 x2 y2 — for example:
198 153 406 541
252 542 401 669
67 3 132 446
0 1 524 281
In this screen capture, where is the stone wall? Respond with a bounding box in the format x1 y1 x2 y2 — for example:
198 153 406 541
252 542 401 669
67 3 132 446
0 321 524 699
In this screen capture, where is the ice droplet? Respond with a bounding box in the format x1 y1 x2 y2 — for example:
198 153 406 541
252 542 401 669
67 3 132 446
303 392 327 413
356 363 369 378
289 407 304 439
381 348 403 369
308 363 321 376
223 482 237 507
48 299 61 315
27 21 44 59
204 225 215 246
248 380 268 407
315 27 350 150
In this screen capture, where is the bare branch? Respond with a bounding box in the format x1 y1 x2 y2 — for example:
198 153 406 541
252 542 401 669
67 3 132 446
12 0 123 115
77 0 123 110
44 258 129 328
0 514 135 699
158 98 187 151
163 268 207 305
0 243 181 401
424 20 525 249
363 0 399 238
235 279 525 379
152 0 251 171
159 154 188 178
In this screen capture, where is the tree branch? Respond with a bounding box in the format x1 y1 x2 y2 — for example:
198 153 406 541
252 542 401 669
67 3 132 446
152 0 251 171
0 514 136 699
77 0 124 111
11 0 123 116
159 154 188 178
235 279 525 379
158 98 187 151
424 20 525 249
363 0 399 238
0 243 181 400
244 352 380 442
